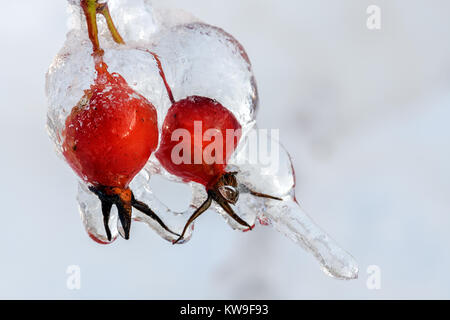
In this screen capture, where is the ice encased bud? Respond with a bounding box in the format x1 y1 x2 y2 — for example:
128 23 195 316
47 1 184 242
46 45 166 156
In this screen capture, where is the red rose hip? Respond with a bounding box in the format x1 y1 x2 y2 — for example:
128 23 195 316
151 53 282 244
156 95 241 188
60 0 179 241
63 62 158 189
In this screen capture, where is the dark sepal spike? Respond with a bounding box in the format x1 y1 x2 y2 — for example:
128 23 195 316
173 195 213 244
131 196 180 237
117 201 132 240
214 191 253 230
100 200 113 241
249 190 283 201
89 186 104 199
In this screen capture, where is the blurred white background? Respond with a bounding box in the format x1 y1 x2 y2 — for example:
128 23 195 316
1 0 450 299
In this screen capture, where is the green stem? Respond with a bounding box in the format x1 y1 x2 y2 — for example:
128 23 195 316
80 0 102 57
97 2 125 45
80 0 126 60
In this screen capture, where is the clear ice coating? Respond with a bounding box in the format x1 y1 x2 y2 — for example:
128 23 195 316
151 22 259 129
227 129 359 279
46 0 358 279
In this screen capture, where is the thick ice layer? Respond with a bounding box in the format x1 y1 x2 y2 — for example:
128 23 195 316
152 22 258 129
106 0 199 42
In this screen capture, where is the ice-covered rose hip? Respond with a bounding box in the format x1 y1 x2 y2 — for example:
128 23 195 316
58 0 178 241
63 62 158 190
151 54 281 243
156 96 241 187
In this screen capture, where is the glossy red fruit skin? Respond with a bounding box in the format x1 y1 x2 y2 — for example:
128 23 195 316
62 63 159 189
156 96 241 188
